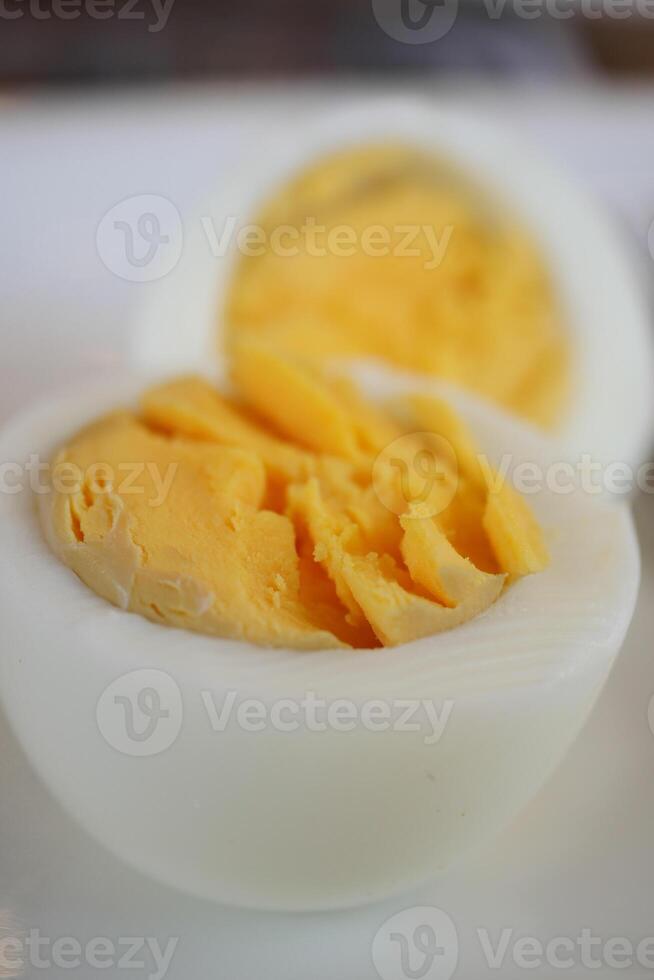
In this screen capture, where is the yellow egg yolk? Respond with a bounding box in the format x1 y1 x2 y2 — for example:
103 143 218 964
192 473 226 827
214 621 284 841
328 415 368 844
42 343 549 650
225 144 569 429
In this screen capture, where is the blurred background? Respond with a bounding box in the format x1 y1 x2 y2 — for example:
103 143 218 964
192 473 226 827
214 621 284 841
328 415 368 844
1 0 653 83
3 0 654 426
2 0 654 422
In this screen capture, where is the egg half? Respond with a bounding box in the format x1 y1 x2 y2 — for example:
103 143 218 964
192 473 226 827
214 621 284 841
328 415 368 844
133 97 654 474
0 371 639 910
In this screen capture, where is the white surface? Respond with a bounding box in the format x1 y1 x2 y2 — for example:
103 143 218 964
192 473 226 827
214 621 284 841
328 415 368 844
1 82 654 976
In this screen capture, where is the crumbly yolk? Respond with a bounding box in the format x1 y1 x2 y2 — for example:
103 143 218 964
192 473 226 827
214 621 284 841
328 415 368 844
42 343 549 650
225 144 569 429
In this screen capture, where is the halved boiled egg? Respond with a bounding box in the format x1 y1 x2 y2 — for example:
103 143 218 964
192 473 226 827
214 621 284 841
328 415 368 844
133 97 654 473
0 367 639 910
